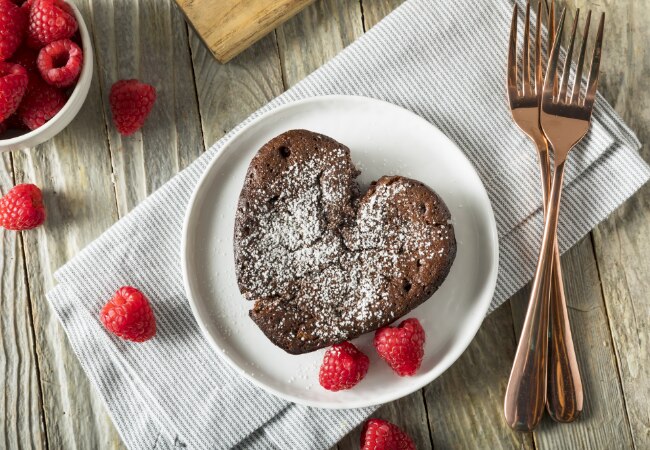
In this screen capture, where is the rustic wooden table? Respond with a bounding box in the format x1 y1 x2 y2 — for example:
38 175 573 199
2 0 648 448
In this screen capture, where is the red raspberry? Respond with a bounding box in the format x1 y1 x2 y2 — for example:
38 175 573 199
361 419 416 450
374 318 425 376
319 342 369 391
0 184 46 230
26 0 77 49
17 74 66 129
109 79 157 136
0 62 28 122
0 0 27 61
37 39 82 88
9 45 39 74
4 113 26 130
100 286 157 342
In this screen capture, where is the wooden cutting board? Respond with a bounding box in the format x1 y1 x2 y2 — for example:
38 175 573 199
176 0 314 63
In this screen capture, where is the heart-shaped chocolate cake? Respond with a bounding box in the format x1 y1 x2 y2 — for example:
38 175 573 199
234 130 456 354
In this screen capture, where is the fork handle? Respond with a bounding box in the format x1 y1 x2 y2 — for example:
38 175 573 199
504 161 566 431
536 150 584 423
547 244 583 422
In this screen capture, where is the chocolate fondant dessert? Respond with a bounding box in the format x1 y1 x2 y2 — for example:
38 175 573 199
234 129 456 354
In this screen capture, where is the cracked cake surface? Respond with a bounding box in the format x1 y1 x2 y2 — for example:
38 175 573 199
234 129 456 354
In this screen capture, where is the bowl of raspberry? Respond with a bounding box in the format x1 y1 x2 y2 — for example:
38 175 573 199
0 0 93 152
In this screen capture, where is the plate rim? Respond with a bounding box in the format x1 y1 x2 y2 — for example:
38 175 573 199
181 94 500 409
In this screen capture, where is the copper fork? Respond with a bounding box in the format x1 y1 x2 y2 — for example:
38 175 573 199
504 3 594 431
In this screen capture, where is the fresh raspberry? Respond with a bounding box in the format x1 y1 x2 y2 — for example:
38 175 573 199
37 39 82 88
374 318 425 376
319 342 369 391
20 0 33 11
100 286 157 342
0 184 46 230
361 419 416 450
26 0 77 49
109 79 157 136
18 75 66 129
4 113 26 130
0 121 7 135
0 0 27 61
9 45 39 74
0 62 28 122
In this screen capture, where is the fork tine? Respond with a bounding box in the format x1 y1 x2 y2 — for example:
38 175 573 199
559 10 580 102
548 1 558 96
571 10 591 104
535 1 543 94
523 2 531 94
548 0 555 50
543 8 566 103
583 12 605 109
508 4 519 100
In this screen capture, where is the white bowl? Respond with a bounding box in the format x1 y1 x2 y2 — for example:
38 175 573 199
0 3 93 152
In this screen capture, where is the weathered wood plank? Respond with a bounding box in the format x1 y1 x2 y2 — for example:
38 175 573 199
509 237 634 449
189 31 284 147
360 0 404 30
422 304 534 450
10 0 125 446
578 0 650 447
275 0 364 87
90 0 204 214
0 154 46 450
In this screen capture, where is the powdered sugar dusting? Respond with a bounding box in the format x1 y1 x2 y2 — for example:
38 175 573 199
235 132 455 350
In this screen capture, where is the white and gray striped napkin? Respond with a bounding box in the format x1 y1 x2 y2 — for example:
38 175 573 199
47 0 649 448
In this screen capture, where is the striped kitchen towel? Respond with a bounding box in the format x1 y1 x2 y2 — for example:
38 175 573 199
47 0 650 448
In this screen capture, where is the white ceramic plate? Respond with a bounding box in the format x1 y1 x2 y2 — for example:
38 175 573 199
182 96 498 409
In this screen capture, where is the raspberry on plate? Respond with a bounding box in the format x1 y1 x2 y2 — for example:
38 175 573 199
37 39 82 88
0 183 46 230
318 341 369 391
26 0 78 49
100 286 157 343
109 79 157 136
18 74 66 129
0 0 27 61
361 419 416 450
0 62 28 122
374 318 426 376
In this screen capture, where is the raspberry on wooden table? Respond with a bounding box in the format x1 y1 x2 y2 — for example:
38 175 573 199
26 0 78 49
0 0 27 61
0 183 46 230
374 318 426 376
17 74 66 129
318 341 369 391
109 79 157 136
37 39 82 88
100 286 157 343
361 419 416 450
0 62 28 122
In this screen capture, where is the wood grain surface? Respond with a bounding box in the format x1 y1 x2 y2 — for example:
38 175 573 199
177 0 314 63
1 0 648 449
